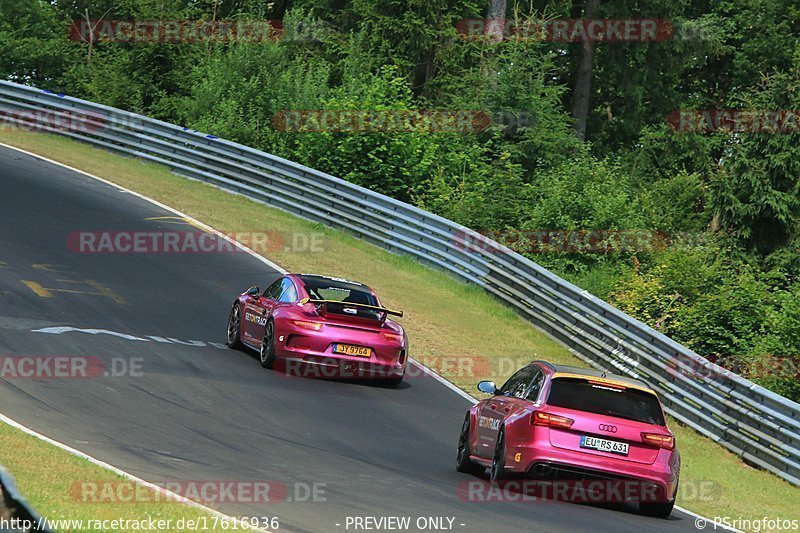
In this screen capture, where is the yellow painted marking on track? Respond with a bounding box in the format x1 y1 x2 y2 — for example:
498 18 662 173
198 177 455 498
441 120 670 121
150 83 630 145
21 280 54 298
83 279 128 305
22 279 127 304
145 215 206 230
44 288 92 294
55 279 128 305
0 261 8 267
32 263 70 273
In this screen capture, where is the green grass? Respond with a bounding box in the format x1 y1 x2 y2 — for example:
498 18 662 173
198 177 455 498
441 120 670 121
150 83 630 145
0 423 249 532
1 130 798 526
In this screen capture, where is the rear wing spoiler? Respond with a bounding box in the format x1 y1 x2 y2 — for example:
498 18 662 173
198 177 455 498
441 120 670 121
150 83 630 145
298 297 404 318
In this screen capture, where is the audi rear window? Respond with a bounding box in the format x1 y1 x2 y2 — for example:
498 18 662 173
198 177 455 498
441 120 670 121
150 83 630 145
547 378 665 426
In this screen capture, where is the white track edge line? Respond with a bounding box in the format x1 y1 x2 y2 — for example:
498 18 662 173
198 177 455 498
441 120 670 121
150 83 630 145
408 358 478 405
0 141 726 529
0 413 266 532
0 142 287 275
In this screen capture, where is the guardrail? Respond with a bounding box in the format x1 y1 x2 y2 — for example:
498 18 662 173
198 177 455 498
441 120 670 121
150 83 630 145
1 80 798 486
1 465 50 532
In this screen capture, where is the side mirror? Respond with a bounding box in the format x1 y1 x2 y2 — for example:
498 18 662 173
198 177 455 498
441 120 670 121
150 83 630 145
246 286 260 298
477 380 497 395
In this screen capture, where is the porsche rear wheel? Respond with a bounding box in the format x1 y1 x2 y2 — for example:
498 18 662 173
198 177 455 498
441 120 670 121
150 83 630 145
380 374 404 387
456 415 484 476
260 319 277 369
226 303 242 349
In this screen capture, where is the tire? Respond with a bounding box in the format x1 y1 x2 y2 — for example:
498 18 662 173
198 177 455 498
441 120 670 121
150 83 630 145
379 375 404 387
456 415 485 475
639 499 675 519
260 319 277 369
489 426 508 483
489 427 507 483
226 303 243 349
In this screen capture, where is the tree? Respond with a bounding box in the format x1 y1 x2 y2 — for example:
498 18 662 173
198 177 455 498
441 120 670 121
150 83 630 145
570 0 599 141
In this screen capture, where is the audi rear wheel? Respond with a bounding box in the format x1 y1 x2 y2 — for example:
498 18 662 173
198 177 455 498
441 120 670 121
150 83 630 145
456 415 484 476
489 427 507 483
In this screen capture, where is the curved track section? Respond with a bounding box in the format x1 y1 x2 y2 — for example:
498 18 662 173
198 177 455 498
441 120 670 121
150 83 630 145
0 146 696 532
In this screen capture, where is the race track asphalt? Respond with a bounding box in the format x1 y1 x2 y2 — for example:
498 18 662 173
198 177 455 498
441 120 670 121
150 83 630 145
0 145 699 532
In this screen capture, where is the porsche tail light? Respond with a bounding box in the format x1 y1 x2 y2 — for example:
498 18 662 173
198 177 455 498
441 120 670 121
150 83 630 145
641 432 675 450
382 332 403 343
531 411 574 429
290 320 323 331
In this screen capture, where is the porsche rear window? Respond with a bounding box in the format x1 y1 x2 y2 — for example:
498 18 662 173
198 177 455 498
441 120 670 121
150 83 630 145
301 279 377 306
547 378 665 426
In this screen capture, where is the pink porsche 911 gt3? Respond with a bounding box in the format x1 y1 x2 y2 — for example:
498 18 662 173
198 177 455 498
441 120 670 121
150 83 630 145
226 274 407 385
456 361 680 518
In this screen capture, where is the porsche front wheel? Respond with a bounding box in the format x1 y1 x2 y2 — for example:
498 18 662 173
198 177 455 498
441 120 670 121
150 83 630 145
260 319 277 369
226 303 242 349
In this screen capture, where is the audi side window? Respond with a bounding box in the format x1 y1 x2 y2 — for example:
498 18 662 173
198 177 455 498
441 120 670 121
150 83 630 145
511 380 528 398
498 370 524 396
263 278 283 300
526 370 545 402
278 279 298 303
500 367 533 396
516 367 540 398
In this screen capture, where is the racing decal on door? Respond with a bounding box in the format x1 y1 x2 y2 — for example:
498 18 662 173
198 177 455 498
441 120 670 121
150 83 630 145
478 416 501 431
245 312 267 327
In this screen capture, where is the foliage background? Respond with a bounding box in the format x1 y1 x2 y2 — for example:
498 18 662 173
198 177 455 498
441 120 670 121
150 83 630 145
2 0 798 399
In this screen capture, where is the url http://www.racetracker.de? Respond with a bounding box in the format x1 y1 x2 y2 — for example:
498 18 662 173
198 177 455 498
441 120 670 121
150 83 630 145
0 514 280 531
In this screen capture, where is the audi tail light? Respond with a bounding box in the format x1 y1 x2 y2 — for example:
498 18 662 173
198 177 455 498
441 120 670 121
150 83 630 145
641 432 675 450
531 411 574 429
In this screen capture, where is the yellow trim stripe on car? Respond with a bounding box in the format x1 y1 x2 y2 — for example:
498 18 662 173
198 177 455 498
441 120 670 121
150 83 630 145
551 372 655 394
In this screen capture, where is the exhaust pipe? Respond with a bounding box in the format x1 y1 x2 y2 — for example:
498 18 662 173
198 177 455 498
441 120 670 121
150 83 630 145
531 463 553 478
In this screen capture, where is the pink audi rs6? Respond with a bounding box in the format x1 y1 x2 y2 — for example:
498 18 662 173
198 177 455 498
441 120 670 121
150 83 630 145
226 274 407 385
456 361 680 518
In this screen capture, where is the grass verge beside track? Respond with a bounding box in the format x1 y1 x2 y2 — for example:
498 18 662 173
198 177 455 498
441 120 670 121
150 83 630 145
1 130 798 525
0 423 250 532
